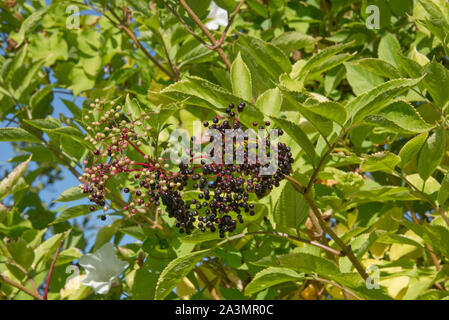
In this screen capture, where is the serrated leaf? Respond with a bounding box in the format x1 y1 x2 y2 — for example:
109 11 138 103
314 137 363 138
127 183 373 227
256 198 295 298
270 116 317 164
423 224 449 258
378 33 401 67
244 267 303 296
256 87 282 117
399 132 428 168
271 32 316 55
297 42 354 83
155 249 210 300
0 156 32 200
231 52 252 101
33 230 71 270
51 205 97 225
423 60 449 108
54 187 87 203
304 101 347 127
236 34 291 96
361 152 401 173
345 62 384 96
0 127 40 143
180 230 221 244
152 76 264 129
438 172 449 206
364 101 433 133
254 252 341 278
352 58 403 79
273 181 309 229
418 126 446 180
124 94 143 121
348 77 423 124
281 90 334 137
15 6 52 46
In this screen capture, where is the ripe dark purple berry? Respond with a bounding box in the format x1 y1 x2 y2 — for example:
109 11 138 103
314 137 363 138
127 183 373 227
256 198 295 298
80 99 294 238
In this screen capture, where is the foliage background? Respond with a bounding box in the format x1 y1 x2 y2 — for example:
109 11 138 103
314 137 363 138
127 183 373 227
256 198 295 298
1 0 449 300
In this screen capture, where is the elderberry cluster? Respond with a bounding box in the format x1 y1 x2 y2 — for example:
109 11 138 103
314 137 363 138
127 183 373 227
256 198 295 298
78 99 294 237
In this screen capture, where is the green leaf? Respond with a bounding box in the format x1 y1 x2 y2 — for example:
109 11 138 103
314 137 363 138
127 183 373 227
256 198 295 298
51 205 97 225
155 249 210 300
418 126 446 180
0 156 32 200
272 32 316 55
33 230 71 271
423 60 449 108
273 181 309 229
399 132 428 168
15 6 52 46
297 42 354 83
153 76 264 128
364 101 433 133
236 34 291 96
124 94 143 121
280 90 334 137
246 0 268 18
7 238 34 270
180 230 221 244
361 152 401 173
23 118 60 130
397 54 423 79
0 127 40 143
244 267 303 296
438 172 449 206
352 58 403 79
55 248 82 266
214 0 237 12
54 187 87 203
231 52 252 101
30 85 55 110
185 0 211 17
304 101 347 127
348 77 423 124
270 116 317 164
411 47 430 66
132 269 159 300
255 252 341 277
256 87 282 117
423 225 449 258
378 33 401 67
345 62 384 96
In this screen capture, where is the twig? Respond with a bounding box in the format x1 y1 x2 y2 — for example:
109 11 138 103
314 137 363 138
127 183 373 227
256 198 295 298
0 274 43 300
156 30 180 81
284 125 369 281
177 0 232 69
106 6 175 80
303 193 369 280
43 240 64 300
209 0 245 50
216 231 343 257
306 276 363 300
5 261 40 297
69 1 175 80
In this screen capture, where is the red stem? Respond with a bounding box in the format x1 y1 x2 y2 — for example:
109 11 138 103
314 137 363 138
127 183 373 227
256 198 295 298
43 240 64 300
